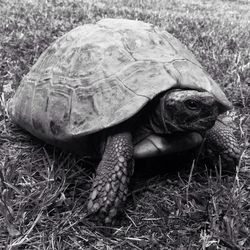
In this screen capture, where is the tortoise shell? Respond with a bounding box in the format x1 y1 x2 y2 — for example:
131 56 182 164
8 18 231 148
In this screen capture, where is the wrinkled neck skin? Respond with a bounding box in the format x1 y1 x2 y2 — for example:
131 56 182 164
144 97 181 135
132 96 180 146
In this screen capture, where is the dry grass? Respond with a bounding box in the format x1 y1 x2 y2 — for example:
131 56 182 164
0 0 250 249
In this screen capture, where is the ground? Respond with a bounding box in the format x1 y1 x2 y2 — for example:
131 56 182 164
0 0 250 249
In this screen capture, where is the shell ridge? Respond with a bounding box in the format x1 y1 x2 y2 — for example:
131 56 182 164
116 76 151 100
31 75 42 132
121 36 137 61
171 64 183 88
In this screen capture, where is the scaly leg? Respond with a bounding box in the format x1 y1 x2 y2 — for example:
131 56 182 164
87 131 134 224
204 120 241 170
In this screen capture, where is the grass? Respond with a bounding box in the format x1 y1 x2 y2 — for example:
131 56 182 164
0 0 250 249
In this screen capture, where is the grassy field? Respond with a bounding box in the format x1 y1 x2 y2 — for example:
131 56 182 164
0 0 250 249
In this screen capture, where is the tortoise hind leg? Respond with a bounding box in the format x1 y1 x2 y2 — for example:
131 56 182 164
204 120 241 171
87 131 134 224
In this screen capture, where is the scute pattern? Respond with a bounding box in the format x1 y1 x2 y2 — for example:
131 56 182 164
8 18 231 145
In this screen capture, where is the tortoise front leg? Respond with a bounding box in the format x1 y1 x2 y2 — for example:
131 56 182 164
204 120 241 170
87 131 134 224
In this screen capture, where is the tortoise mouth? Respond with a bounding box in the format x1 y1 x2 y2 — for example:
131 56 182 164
176 115 217 133
194 117 217 131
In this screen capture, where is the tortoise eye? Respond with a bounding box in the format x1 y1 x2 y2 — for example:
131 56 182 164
185 100 200 110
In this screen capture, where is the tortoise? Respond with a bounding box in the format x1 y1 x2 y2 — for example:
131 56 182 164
8 18 240 224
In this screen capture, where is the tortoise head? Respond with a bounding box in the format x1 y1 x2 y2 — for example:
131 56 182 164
156 89 219 133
